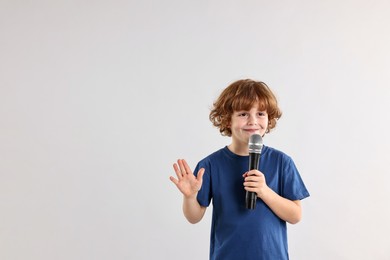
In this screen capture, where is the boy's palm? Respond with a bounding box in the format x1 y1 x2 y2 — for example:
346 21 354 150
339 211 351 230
170 159 205 198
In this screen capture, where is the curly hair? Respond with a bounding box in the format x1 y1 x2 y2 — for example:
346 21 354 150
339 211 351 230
209 79 282 136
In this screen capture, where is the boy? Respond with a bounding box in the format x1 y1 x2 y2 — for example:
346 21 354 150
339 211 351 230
170 79 310 260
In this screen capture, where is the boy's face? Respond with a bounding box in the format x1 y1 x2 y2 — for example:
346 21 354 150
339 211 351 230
229 105 268 147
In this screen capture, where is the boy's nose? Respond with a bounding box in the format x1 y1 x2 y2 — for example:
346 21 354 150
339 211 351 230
248 116 258 125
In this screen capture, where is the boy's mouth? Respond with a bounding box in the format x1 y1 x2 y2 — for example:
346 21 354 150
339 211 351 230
244 129 259 134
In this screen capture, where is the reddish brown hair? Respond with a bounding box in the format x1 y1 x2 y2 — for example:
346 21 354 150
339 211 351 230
209 79 282 136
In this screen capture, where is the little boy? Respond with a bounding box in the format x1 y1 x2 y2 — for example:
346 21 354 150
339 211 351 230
170 79 310 260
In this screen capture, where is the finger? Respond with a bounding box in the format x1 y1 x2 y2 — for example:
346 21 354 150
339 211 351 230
173 163 183 180
244 181 258 188
243 180 253 186
197 168 205 181
245 177 262 185
248 170 261 176
244 186 257 192
169 176 179 185
178 159 187 175
246 173 260 180
182 159 193 176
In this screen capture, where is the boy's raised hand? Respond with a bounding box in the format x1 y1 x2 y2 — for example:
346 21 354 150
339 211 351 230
170 159 205 198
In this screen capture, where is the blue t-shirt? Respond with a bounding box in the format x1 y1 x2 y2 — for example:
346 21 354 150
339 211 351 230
194 146 310 260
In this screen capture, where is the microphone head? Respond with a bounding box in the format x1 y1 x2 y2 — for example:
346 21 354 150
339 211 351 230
248 134 263 154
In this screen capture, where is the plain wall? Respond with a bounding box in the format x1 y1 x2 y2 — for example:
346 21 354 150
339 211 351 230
1 1 390 259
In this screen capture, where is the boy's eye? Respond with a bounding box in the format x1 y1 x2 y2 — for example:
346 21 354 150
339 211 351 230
238 112 248 117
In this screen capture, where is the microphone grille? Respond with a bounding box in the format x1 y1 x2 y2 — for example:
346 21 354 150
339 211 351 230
248 134 263 154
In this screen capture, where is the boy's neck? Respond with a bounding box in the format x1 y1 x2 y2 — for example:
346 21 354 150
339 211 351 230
227 143 249 156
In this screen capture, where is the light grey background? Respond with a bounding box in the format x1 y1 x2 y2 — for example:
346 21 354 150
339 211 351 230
1 1 389 259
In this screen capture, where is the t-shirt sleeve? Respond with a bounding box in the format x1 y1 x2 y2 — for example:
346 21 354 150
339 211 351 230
194 160 212 207
282 156 310 201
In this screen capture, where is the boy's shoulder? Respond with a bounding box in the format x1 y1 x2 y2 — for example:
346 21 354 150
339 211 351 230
263 145 293 162
199 146 227 162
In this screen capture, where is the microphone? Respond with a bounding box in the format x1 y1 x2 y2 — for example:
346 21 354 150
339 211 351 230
245 134 263 210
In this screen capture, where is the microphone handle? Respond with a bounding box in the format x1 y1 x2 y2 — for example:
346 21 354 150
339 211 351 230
245 152 260 209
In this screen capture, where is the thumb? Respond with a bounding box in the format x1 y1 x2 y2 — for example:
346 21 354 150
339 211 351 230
197 168 205 182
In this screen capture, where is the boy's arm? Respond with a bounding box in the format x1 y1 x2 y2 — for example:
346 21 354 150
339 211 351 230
244 170 302 224
183 194 207 224
170 159 206 224
259 188 302 224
